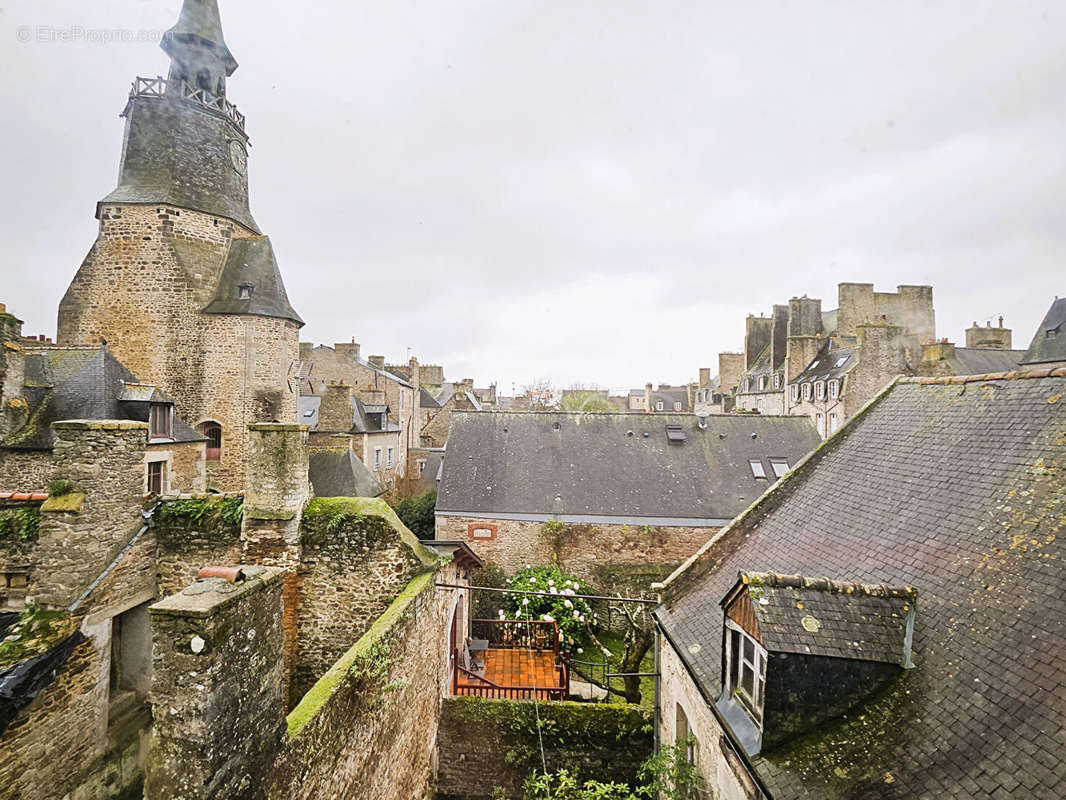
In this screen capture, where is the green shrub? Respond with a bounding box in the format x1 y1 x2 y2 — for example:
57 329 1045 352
502 566 594 656
391 488 436 537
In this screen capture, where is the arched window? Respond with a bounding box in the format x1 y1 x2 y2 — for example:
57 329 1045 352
199 422 222 462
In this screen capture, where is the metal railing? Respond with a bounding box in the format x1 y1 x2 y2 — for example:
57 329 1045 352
129 76 246 132
453 619 569 700
470 618 560 654
452 652 569 701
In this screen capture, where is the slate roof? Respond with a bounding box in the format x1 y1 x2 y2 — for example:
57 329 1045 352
308 449 383 498
162 0 237 74
201 237 303 324
792 345 855 384
298 393 400 435
950 347 1025 375
1022 297 1066 366
437 412 820 523
731 572 915 666
656 369 1066 799
4 347 202 450
420 387 443 409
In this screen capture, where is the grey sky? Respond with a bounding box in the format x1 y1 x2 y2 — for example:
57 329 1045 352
1 1 1063 392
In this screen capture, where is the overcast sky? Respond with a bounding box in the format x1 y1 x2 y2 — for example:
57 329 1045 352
1 1 1063 392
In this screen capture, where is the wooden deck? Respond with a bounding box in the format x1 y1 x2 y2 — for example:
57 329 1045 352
454 648 568 700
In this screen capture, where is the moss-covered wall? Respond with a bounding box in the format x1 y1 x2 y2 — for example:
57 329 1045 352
435 697 654 799
154 496 245 596
289 497 435 702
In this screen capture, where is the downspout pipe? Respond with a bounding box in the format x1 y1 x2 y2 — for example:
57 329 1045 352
68 503 160 614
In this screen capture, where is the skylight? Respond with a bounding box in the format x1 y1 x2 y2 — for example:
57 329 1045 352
665 424 687 443
769 458 789 478
834 355 850 367
809 360 820 369
749 459 767 479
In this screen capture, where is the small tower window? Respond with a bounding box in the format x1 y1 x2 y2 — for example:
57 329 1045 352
237 283 254 300
147 460 167 495
724 619 767 727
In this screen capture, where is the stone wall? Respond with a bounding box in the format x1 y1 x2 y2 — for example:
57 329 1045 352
421 391 479 448
33 421 149 608
146 567 288 800
154 496 245 596
435 515 716 593
0 449 53 492
147 440 207 495
434 697 653 799
836 283 934 341
658 640 764 800
291 497 433 701
277 567 453 800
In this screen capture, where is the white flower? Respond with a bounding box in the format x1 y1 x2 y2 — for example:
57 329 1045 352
529 577 536 584
573 610 580 619
498 609 505 618
525 564 531 569
542 614 554 622
547 579 554 586
579 615 586 623
522 597 530 606
577 647 584 654
549 587 558 594
565 580 572 586
563 599 573 609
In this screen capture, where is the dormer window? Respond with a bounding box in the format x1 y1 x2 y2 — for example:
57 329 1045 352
773 374 781 390
801 382 811 401
790 384 799 403
237 283 253 300
1049 328 1059 339
673 401 682 411
815 381 826 400
149 403 172 440
656 400 664 411
725 619 767 727
828 379 839 399
758 376 767 391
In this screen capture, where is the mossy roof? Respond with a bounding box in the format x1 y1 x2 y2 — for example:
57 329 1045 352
302 496 437 567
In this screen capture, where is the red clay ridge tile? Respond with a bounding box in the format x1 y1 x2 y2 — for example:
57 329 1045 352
197 566 244 582
0 491 49 502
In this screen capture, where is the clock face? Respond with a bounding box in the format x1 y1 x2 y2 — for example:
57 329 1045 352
229 140 247 175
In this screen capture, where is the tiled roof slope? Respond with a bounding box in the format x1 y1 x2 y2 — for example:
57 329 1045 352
1022 297 1066 366
736 572 915 666
438 412 820 521
657 370 1066 799
951 347 1025 375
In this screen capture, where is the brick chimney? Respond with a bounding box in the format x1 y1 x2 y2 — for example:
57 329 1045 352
965 318 1012 350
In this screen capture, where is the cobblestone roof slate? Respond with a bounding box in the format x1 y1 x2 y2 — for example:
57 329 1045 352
657 371 1066 799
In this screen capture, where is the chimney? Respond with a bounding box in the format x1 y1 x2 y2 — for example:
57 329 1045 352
368 355 386 370
717 353 744 395
644 382 652 412
744 314 774 372
699 367 711 386
317 383 355 432
921 339 956 363
335 341 360 361
965 320 1012 350
410 356 421 450
299 341 313 362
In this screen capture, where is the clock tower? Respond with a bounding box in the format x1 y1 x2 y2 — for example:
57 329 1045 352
58 0 303 490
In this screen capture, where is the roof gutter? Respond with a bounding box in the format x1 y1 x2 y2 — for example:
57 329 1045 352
654 613 774 800
434 510 732 527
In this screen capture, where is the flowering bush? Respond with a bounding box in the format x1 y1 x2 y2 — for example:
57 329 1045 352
499 565 594 656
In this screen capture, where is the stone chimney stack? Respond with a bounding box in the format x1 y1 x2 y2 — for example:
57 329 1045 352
410 356 421 451
717 354 744 395
242 423 309 568
0 305 27 439
922 339 957 363
770 304 790 371
368 355 386 370
965 319 1012 350
698 367 711 386
744 314 774 372
317 383 354 433
335 341 360 361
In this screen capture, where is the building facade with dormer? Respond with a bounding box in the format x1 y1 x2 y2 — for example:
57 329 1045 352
56 0 303 491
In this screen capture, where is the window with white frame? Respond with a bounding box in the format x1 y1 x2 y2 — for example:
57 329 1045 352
374 447 382 469
386 447 394 468
802 382 811 401
725 619 767 727
417 459 426 476
790 384 799 403
749 459 767 479
147 460 166 495
656 401 664 411
829 413 839 434
774 374 781 390
758 376 766 391
816 413 825 437
815 381 826 400
769 458 789 478
828 379 839 399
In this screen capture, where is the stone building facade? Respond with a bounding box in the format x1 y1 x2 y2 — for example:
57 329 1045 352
56 2 303 491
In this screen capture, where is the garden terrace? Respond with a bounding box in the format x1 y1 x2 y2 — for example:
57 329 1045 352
454 619 569 701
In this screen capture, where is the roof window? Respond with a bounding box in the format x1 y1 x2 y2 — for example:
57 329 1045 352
665 424 687 443
237 283 253 300
749 459 767 479
834 355 850 367
769 458 789 478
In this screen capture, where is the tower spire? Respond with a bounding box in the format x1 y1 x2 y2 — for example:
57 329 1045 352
161 0 238 97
